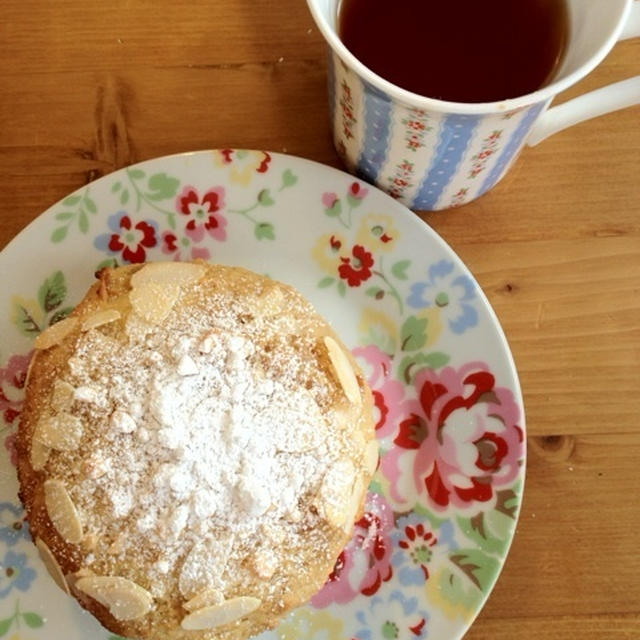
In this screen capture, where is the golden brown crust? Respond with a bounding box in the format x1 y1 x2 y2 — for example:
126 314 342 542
18 261 375 640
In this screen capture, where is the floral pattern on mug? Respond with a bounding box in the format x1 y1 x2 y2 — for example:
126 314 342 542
402 109 432 153
386 159 416 201
468 130 502 179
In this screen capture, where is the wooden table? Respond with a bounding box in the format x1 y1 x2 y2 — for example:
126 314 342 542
1 2 638 638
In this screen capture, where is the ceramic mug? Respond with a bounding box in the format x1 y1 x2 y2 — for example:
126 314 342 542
307 0 640 211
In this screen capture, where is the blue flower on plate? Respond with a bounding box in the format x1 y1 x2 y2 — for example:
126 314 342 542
355 589 429 640
0 550 37 598
0 502 30 547
390 514 458 587
407 259 478 334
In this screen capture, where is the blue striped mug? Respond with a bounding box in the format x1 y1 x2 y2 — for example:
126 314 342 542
307 0 640 210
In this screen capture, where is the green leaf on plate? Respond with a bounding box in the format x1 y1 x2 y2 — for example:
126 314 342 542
281 169 298 188
457 506 515 557
365 286 385 299
391 259 411 280
146 172 179 200
450 548 500 592
95 258 119 271
399 351 449 383
111 181 122 193
129 168 146 180
54 211 74 221
51 226 68 243
257 189 275 206
0 617 13 637
83 194 97 214
324 200 342 217
50 306 74 325
11 298 43 336
254 222 275 240
337 280 347 297
22 612 44 629
78 210 89 234
120 188 130 206
400 315 428 351
38 271 66 313
318 276 335 289
167 212 177 231
62 194 81 206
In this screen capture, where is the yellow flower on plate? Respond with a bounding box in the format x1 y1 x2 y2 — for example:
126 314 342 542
311 232 347 276
356 214 399 253
416 306 443 348
278 607 344 640
212 149 271 186
358 307 399 355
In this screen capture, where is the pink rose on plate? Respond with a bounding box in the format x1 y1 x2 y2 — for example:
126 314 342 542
311 492 394 607
353 345 406 442
382 362 524 512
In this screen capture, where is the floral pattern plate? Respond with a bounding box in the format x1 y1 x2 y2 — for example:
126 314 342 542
0 150 525 640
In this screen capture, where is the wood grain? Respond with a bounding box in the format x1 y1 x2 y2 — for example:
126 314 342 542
1 1 639 638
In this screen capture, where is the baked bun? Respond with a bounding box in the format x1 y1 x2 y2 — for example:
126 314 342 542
17 261 377 640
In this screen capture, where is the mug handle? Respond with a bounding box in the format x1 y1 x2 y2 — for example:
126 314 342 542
527 1 640 146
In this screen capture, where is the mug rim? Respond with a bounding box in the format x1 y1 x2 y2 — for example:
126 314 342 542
307 0 632 114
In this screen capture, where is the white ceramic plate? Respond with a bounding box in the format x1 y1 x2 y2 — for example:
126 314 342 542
0 150 525 640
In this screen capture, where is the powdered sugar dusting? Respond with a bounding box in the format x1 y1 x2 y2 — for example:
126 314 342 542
45 277 365 604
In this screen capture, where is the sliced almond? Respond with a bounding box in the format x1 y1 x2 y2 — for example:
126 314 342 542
181 596 261 631
178 534 233 598
317 459 356 529
44 479 83 543
364 439 379 476
323 336 361 405
35 538 70 595
25 354 36 386
34 413 83 451
81 309 121 331
76 575 153 621
34 317 78 350
343 476 365 533
51 380 75 412
75 568 95 579
183 588 225 612
131 262 206 289
129 283 179 325
30 440 50 471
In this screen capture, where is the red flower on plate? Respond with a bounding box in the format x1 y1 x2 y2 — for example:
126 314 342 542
382 362 524 512
176 186 227 242
107 215 157 263
311 493 394 607
338 245 374 286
